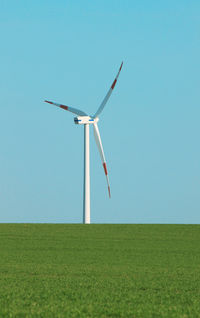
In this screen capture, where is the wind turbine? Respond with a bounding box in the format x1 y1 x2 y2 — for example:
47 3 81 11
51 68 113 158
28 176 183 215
45 62 123 224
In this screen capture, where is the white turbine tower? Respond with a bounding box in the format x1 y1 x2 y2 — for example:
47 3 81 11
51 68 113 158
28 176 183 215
45 62 123 224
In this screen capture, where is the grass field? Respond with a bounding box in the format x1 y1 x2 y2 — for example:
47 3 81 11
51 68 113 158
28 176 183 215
0 224 200 317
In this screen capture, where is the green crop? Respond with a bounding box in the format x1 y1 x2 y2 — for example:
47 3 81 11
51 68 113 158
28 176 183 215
0 224 200 317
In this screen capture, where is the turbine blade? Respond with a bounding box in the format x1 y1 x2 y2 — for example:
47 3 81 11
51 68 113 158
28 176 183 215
93 61 123 118
44 100 88 116
93 123 111 198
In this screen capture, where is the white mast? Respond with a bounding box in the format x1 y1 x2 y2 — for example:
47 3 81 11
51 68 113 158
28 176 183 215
83 123 90 224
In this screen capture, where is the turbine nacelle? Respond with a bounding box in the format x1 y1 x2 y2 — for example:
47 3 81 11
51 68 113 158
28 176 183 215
74 116 99 125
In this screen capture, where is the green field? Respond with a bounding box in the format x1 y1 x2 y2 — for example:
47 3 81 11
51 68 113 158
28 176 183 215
0 224 200 317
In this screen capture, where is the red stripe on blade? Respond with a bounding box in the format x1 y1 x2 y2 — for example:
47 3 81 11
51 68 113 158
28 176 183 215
60 105 68 111
111 79 117 90
108 186 111 198
45 100 53 104
103 163 108 175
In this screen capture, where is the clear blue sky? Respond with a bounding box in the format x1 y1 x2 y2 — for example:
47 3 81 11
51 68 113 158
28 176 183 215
0 0 200 223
